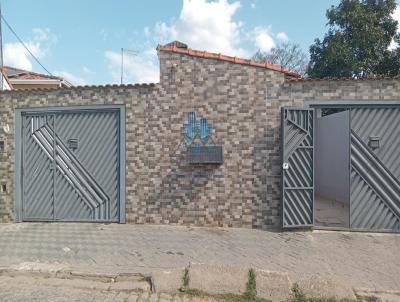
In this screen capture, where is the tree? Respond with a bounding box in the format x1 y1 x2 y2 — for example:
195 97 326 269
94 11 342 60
252 42 308 76
308 0 400 78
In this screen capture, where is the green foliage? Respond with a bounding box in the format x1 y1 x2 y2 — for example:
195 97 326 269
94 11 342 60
292 283 308 302
181 268 270 302
182 288 270 302
243 269 257 301
308 0 400 78
291 283 356 302
183 288 203 297
182 268 190 288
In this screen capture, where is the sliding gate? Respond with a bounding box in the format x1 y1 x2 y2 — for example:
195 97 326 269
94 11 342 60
16 106 125 223
281 106 400 232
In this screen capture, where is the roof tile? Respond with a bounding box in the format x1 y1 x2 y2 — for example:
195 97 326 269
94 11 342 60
3 66 63 81
157 43 301 78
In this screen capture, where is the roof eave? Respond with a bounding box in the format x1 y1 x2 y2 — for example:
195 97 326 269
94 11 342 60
9 79 62 85
157 44 301 78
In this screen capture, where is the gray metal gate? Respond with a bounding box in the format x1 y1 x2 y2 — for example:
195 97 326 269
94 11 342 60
16 106 125 223
281 108 314 228
282 105 400 232
350 107 400 231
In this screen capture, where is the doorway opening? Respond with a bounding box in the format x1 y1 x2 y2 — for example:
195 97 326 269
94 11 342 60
314 109 350 228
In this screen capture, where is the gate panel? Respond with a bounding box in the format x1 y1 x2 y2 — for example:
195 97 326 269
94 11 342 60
20 107 122 222
22 114 55 220
53 111 120 221
350 108 400 231
281 108 314 228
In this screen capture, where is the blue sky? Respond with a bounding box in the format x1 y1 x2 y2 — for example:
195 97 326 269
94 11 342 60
0 0 372 85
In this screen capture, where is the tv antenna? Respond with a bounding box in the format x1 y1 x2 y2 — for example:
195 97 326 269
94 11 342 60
120 48 138 84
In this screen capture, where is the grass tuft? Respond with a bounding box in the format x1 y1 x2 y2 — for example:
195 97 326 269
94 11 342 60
291 283 356 302
182 267 190 288
243 268 257 301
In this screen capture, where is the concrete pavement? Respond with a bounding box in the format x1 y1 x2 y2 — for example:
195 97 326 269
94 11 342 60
0 223 399 298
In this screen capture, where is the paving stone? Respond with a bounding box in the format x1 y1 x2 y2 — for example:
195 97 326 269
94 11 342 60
109 280 150 291
128 293 140 302
255 269 292 302
355 289 400 302
152 268 185 293
149 293 159 302
159 292 174 302
297 275 357 301
189 263 247 295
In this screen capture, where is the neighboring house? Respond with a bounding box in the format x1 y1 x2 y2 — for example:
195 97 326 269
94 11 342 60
1 66 71 90
1 72 11 90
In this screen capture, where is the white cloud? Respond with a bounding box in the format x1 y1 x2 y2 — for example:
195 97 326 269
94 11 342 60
250 3 256 9
389 5 400 50
54 70 87 86
3 28 56 71
249 26 275 52
105 48 159 84
4 41 44 70
99 29 109 41
104 0 290 84
154 0 247 57
82 66 95 75
144 26 151 37
32 27 58 43
276 32 289 43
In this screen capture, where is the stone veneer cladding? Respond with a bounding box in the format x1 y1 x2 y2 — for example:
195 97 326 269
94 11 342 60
1 49 400 228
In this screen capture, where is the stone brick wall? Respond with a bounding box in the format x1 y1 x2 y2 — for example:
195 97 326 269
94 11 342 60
1 49 400 228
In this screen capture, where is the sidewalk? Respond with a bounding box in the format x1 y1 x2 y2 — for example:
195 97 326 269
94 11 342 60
0 223 399 292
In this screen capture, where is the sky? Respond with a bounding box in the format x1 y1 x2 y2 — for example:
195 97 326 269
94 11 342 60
2 0 397 85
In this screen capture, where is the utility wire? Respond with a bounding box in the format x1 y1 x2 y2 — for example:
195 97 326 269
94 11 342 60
1 14 52 76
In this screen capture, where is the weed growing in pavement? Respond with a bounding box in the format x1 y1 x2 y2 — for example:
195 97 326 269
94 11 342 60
243 268 257 301
291 283 356 302
181 267 190 289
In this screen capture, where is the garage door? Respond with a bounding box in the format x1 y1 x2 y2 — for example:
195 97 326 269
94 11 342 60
350 107 400 231
16 106 125 222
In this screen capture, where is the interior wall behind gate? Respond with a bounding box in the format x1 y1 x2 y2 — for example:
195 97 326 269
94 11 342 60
315 111 350 203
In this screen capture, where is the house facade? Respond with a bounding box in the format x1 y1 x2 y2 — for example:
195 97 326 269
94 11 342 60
1 66 71 91
0 42 399 230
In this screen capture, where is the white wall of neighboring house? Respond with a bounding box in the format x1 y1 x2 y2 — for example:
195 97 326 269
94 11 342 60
1 73 11 90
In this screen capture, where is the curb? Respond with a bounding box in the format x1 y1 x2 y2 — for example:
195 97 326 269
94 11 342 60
0 266 151 291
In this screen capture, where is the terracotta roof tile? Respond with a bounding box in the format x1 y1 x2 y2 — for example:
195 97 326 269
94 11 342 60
157 43 301 79
0 82 156 94
3 66 63 81
287 76 400 82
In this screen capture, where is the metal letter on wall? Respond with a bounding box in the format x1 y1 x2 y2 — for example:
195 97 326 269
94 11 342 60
350 108 400 231
281 108 314 228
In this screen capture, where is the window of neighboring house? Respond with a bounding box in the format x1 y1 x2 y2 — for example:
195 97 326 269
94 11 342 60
0 140 4 153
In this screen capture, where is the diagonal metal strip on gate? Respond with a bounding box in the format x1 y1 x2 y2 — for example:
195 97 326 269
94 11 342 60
351 130 400 222
30 117 110 220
